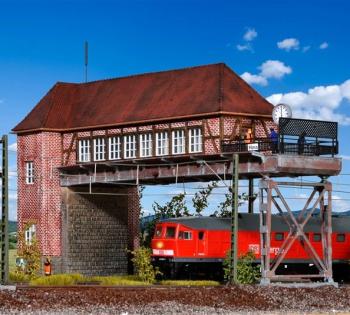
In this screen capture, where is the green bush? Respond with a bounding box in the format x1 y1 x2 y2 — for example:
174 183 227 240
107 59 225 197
131 247 161 284
9 271 32 283
16 222 41 279
223 251 260 284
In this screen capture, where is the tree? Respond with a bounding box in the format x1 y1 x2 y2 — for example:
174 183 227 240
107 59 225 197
16 222 41 279
153 193 190 218
213 191 255 217
192 182 217 216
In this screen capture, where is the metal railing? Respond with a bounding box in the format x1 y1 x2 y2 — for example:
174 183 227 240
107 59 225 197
221 137 338 157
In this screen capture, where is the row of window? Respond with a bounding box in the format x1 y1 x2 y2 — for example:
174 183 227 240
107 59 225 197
156 227 346 243
78 128 203 162
275 232 346 242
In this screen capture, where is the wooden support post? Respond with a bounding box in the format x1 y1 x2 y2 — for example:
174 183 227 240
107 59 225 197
1 135 9 284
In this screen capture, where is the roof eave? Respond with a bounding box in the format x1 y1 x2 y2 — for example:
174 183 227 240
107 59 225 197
12 111 273 134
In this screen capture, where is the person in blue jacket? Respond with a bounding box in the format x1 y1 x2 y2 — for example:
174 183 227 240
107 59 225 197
269 128 278 153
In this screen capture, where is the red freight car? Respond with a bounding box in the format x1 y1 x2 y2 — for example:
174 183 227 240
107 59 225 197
151 213 350 278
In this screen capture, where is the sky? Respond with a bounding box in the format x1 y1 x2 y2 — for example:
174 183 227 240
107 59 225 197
1 0 350 220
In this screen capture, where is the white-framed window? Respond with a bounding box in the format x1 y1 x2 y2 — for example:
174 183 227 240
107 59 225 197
189 128 203 153
156 132 169 156
78 139 91 162
140 133 152 157
25 224 36 245
93 138 105 161
172 130 185 154
108 136 121 160
124 135 136 159
25 161 34 184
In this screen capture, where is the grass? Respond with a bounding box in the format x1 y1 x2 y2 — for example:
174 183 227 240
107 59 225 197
9 271 32 283
25 275 220 286
89 275 148 286
30 274 85 286
159 280 220 286
28 274 148 286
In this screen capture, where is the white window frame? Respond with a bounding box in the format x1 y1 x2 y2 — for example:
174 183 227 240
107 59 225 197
140 133 153 157
78 139 91 162
172 130 185 155
156 132 169 156
124 135 137 159
25 161 34 184
189 128 203 153
108 136 121 160
93 138 106 161
25 224 36 245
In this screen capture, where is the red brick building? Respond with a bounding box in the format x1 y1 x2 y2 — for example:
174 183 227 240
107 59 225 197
13 63 276 275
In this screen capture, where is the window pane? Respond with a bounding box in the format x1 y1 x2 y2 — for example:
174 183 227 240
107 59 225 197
25 224 36 245
154 226 162 237
78 139 91 162
337 234 345 242
313 233 321 242
156 132 169 156
94 138 105 161
140 133 152 157
109 137 121 160
189 128 202 153
165 227 176 238
172 130 185 154
25 161 34 184
275 233 284 241
124 135 136 158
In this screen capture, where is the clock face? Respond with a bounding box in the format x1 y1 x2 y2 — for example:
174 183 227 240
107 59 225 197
272 103 292 124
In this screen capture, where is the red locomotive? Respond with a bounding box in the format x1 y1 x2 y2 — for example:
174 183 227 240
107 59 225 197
151 213 350 279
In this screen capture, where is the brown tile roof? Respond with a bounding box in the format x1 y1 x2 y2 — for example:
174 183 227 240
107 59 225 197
13 63 273 133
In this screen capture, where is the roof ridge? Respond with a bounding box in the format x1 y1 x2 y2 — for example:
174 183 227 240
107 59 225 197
57 62 226 86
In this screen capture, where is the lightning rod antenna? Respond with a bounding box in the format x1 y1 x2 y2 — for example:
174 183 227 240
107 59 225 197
84 41 88 83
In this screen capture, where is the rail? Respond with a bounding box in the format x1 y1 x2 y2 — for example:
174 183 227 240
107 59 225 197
221 137 338 157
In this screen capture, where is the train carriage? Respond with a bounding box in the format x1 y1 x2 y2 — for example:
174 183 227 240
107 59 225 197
151 213 350 279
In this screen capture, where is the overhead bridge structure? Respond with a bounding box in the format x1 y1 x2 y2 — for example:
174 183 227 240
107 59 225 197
59 118 341 285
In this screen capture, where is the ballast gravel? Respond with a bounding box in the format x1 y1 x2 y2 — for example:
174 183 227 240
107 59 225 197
0 285 349 314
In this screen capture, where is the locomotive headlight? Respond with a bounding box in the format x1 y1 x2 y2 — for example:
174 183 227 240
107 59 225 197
156 241 164 249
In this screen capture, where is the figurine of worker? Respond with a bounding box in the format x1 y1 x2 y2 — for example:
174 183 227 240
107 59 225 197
298 131 306 155
269 128 278 153
44 257 52 276
244 128 253 144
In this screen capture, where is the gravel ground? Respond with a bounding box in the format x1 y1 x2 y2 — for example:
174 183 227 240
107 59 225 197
0 285 349 314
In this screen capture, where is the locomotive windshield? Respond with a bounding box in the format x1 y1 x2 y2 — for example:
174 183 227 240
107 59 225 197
154 226 162 238
165 226 176 238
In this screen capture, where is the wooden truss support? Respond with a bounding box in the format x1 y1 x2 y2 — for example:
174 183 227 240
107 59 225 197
259 177 334 284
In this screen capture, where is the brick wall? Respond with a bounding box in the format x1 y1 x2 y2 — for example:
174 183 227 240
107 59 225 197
17 132 62 256
61 186 138 275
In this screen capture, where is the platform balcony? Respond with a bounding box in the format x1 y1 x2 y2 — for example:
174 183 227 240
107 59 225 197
221 118 338 157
